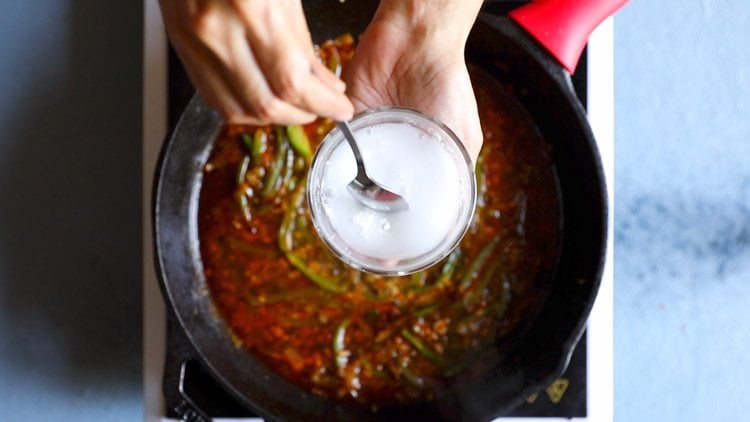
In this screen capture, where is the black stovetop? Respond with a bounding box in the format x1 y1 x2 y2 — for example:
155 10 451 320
162 2 588 419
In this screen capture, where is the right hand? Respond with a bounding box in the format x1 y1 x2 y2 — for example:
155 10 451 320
159 0 354 125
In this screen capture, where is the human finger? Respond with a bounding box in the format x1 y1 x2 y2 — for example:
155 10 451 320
231 1 353 119
312 59 346 93
218 29 318 124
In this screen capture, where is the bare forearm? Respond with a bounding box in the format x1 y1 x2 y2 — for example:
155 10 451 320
371 0 484 51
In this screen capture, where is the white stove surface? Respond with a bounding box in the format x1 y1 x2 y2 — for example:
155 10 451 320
142 2 614 420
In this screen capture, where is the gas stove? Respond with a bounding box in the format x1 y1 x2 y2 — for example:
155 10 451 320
143 2 614 420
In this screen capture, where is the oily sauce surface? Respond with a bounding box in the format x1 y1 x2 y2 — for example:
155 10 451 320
198 35 560 406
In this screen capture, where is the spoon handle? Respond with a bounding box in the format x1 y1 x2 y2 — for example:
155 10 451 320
337 121 371 186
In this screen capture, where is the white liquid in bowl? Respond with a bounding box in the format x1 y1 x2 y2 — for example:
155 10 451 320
308 108 475 274
321 122 462 260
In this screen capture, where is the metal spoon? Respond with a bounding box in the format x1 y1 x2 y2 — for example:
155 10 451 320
337 121 409 212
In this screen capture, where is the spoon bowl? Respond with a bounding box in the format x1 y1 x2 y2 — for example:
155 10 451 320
336 121 409 212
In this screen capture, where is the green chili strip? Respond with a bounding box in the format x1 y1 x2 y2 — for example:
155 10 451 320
413 250 461 294
262 126 288 197
278 207 295 251
276 180 342 292
374 327 394 343
247 287 323 306
287 175 298 192
236 155 250 185
278 222 294 252
286 252 344 292
435 249 461 286
226 237 279 259
409 271 425 291
286 125 312 159
241 133 254 154
413 303 440 318
333 319 350 370
278 183 306 252
463 261 501 308
491 283 512 318
454 283 511 339
281 147 295 190
400 328 444 365
475 149 487 208
459 236 500 290
293 155 306 172
294 213 307 230
410 272 423 285
374 316 407 343
252 129 267 163
327 47 342 77
466 277 513 320
235 191 251 223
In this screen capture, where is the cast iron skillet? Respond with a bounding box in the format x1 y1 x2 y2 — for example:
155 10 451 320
154 0 625 419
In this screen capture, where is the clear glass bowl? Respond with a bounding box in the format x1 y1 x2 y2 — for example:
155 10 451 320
307 107 477 275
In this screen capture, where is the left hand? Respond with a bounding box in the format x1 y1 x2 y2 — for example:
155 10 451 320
344 4 483 162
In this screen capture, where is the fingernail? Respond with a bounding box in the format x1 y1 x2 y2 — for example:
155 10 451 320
333 110 354 121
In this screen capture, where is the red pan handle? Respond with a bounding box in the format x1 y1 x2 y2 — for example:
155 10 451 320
509 0 628 73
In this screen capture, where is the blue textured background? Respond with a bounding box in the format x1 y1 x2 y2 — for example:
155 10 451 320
0 2 142 421
614 1 750 421
0 1 748 421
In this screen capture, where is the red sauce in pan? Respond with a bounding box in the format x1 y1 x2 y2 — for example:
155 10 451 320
198 34 560 406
